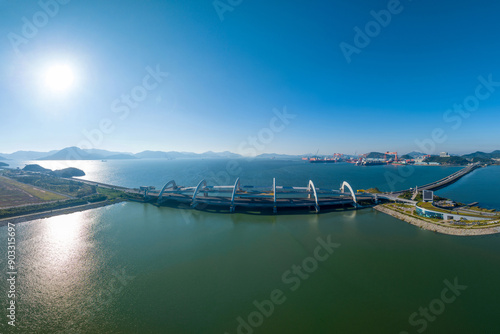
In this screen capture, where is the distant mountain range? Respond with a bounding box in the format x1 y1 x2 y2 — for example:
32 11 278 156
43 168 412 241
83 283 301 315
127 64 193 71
1 147 499 162
0 147 300 161
0 150 58 160
36 147 135 160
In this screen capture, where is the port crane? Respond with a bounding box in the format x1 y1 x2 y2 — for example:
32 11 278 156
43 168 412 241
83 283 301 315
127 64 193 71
385 151 398 161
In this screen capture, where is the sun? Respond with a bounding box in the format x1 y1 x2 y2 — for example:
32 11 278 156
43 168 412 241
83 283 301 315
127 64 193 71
44 64 76 93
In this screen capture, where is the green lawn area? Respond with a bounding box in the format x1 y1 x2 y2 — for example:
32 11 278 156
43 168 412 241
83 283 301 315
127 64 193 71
0 176 66 202
6 173 96 198
466 206 496 213
383 203 500 228
417 201 449 212
417 201 499 219
96 187 127 201
0 194 107 219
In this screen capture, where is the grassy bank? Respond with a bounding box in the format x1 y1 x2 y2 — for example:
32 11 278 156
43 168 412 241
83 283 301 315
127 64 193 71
376 204 500 236
0 194 108 219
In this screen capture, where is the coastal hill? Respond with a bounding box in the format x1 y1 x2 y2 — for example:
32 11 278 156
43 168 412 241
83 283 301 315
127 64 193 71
365 152 425 160
51 167 86 178
365 152 396 159
423 156 470 165
23 164 52 173
0 162 8 167
406 151 427 158
462 150 500 159
424 155 496 165
23 164 85 177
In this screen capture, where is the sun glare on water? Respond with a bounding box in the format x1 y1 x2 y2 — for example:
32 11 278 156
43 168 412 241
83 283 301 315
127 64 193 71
44 63 76 94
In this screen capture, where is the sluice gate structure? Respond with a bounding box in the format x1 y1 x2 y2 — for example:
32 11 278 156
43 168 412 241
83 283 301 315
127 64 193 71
146 178 369 213
77 163 483 214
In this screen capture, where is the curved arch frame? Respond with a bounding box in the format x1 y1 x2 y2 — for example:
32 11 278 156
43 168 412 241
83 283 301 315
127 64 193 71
230 178 240 213
308 180 320 213
340 181 357 205
191 179 207 208
157 180 177 204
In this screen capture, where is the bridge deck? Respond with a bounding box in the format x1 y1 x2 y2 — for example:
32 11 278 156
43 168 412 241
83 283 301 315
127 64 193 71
157 193 366 209
395 163 481 194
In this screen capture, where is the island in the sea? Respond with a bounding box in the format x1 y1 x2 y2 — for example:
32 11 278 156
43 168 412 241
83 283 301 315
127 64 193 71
0 165 143 225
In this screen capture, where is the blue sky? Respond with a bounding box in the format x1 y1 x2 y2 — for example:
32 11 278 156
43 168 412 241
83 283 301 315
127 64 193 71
1 0 499 156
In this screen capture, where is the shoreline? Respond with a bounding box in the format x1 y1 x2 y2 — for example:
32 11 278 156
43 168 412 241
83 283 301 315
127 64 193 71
0 200 124 226
374 204 500 236
2 199 500 235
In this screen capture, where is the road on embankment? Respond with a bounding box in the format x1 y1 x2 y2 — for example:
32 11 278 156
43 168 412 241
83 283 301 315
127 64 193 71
391 163 482 195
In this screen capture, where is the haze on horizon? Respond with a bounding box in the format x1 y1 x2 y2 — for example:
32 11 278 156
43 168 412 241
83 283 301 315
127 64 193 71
1 0 500 156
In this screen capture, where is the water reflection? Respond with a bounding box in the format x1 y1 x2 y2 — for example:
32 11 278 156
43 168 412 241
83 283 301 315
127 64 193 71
30 211 96 292
44 213 85 264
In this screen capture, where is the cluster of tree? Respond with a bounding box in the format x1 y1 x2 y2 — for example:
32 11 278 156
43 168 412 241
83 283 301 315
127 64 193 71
51 167 86 178
469 157 495 164
399 191 422 201
423 156 470 165
462 150 500 159
424 155 496 165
